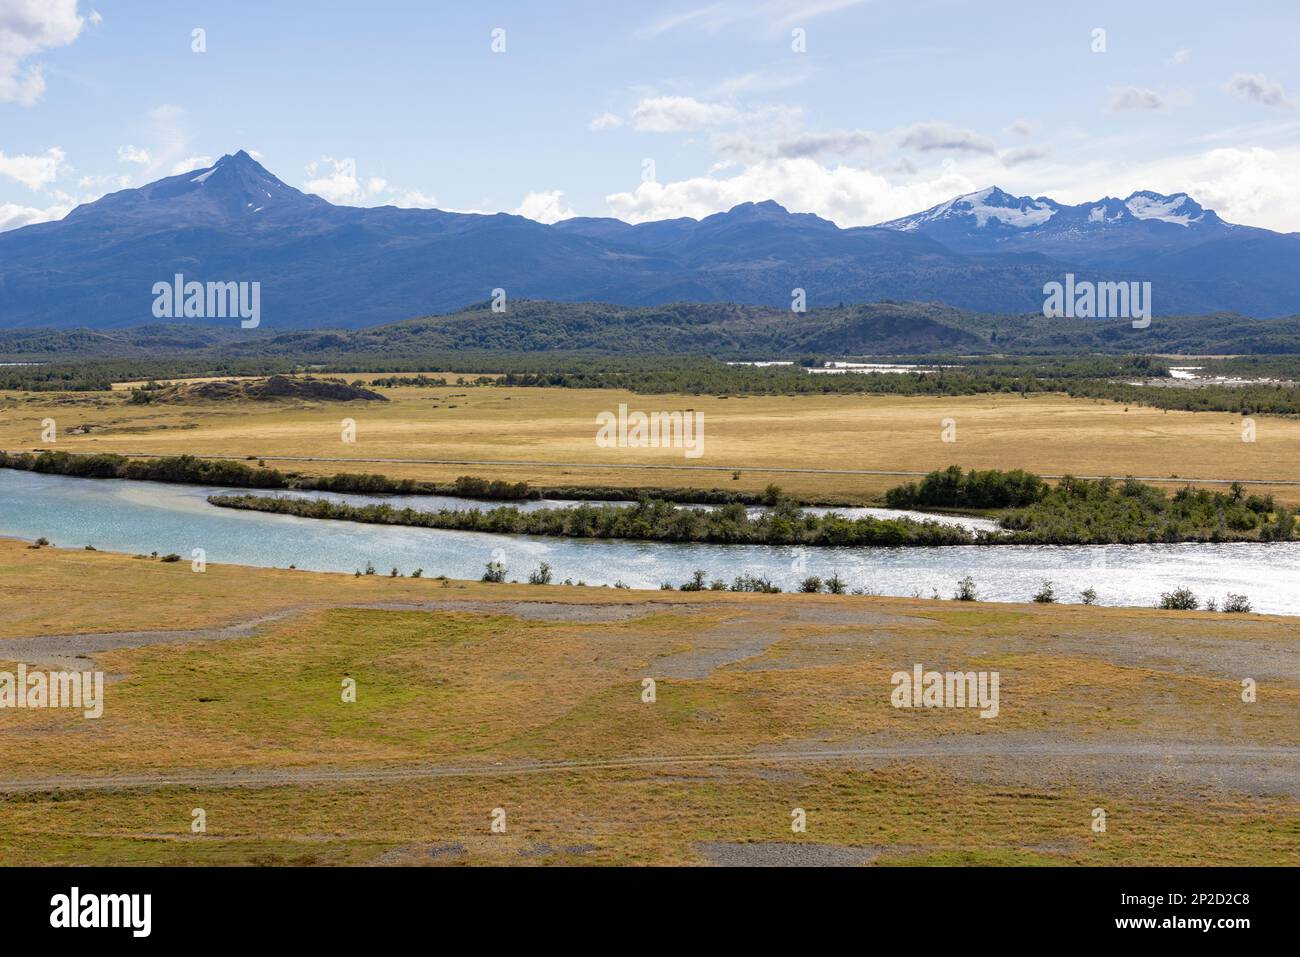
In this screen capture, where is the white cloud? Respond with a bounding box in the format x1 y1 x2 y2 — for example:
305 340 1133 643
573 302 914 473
1109 86 1168 112
589 112 624 131
514 190 576 224
1226 73 1293 108
0 146 66 190
171 155 213 175
1168 48 1191 65
605 156 977 226
0 0 86 104
0 199 71 232
389 189 437 208
631 95 743 132
117 144 151 165
898 122 996 154
1006 119 1033 137
303 156 362 203
300 157 438 208
1077 145 1300 233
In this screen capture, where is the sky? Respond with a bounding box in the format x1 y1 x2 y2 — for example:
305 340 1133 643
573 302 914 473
3 0 1300 233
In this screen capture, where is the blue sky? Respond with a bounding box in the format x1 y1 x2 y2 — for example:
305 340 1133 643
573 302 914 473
4 0 1300 231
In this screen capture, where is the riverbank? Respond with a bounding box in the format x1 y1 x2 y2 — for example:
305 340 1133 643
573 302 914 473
0 450 861 508
6 385 1300 507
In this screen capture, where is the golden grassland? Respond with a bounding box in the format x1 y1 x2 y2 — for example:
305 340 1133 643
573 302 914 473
2 384 1298 504
0 538 1296 866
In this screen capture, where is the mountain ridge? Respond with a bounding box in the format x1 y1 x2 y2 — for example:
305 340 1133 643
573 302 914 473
2 151 1298 329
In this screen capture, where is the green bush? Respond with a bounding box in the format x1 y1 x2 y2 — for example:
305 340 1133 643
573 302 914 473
1157 587 1199 610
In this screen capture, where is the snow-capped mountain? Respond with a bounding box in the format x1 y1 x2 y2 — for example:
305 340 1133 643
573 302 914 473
1 154 1298 329
875 186 1242 263
878 186 1063 233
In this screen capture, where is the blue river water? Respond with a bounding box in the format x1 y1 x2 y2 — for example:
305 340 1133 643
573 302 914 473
2 469 1298 614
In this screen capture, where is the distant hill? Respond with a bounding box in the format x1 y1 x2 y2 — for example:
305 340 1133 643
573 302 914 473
2 152 1299 330
144 375 387 403
5 300 1300 362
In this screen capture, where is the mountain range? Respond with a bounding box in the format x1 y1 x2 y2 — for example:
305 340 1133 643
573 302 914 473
1 150 1297 330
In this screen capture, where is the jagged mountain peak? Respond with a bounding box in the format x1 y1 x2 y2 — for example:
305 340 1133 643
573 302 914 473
877 185 1231 244
64 148 322 224
880 187 1060 232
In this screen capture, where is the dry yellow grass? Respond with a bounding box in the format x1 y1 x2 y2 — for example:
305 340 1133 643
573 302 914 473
0 538 1296 865
2 385 1297 504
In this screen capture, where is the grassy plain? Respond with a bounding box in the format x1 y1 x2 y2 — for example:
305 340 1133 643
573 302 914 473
1 381 1298 505
0 538 1296 866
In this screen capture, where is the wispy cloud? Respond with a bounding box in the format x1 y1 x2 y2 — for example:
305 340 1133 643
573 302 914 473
630 95 744 132
588 112 624 131
1001 146 1051 167
1226 73 1294 108
1109 86 1169 112
639 0 868 38
898 122 997 154
714 127 875 161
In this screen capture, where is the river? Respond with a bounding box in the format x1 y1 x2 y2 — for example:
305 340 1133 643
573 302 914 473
2 469 1297 614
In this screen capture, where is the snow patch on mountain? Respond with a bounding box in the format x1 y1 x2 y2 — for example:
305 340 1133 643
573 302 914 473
881 187 1057 231
1124 192 1203 226
1088 205 1124 223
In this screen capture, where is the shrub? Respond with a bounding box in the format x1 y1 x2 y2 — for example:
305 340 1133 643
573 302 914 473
799 576 823 593
825 572 846 594
527 562 553 585
886 465 1046 509
1222 593 1252 613
411 568 423 578
1079 587 1098 605
1157 587 1199 610
731 574 781 593
1032 580 1056 603
364 561 376 576
953 575 978 601
159 553 182 563
679 569 708 591
481 560 506 583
